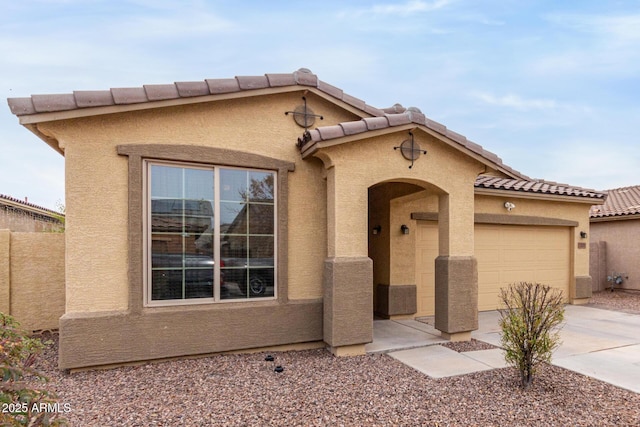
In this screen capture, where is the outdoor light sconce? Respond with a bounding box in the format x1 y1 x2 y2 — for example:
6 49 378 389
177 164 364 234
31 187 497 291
401 224 410 235
372 225 382 235
580 231 588 239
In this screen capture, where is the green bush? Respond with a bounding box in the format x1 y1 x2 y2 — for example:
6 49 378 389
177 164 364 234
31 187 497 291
499 282 565 389
0 313 66 426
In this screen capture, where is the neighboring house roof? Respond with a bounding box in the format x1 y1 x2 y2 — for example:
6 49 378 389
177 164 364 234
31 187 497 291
0 194 62 218
590 185 640 219
6 67 606 203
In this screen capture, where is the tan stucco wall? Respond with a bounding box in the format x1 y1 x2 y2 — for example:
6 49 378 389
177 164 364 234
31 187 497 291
389 190 438 286
590 218 640 290
37 92 358 311
6 232 65 330
317 130 483 259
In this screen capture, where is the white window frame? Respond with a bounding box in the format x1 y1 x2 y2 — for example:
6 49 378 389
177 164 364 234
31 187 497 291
143 160 277 307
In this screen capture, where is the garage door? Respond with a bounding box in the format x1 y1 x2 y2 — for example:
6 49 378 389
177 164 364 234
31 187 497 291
475 225 570 311
415 223 570 315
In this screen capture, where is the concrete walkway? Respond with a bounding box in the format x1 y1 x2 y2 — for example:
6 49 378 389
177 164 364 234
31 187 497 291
366 305 640 394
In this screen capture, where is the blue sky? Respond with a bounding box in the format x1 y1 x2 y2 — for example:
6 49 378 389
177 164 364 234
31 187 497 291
2 0 639 209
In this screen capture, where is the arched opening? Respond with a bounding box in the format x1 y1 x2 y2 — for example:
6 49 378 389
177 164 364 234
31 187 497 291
368 179 443 319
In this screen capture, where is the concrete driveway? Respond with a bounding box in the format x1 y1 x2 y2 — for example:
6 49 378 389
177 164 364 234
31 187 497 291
367 305 640 393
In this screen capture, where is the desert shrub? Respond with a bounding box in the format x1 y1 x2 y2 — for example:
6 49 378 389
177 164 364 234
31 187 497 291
499 282 565 389
0 313 66 426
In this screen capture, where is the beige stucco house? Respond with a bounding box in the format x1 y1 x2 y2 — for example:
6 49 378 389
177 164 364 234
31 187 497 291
7 68 605 370
590 186 640 291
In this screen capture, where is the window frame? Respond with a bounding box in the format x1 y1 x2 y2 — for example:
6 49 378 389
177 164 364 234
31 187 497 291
144 159 278 307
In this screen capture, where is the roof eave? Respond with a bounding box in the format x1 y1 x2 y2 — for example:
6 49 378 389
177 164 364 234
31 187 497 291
474 187 605 204
590 213 640 222
15 85 307 126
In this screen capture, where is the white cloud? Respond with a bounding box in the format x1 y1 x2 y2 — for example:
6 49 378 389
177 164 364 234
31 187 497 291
472 92 557 111
533 13 640 76
371 0 454 15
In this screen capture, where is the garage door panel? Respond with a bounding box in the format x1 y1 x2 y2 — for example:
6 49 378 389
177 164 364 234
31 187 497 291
416 223 570 315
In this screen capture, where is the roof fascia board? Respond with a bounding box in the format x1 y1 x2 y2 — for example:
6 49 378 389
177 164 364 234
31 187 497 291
17 86 305 125
474 187 604 204
590 213 640 223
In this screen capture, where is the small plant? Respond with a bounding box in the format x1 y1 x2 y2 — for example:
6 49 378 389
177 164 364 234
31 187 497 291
499 282 565 389
0 313 66 426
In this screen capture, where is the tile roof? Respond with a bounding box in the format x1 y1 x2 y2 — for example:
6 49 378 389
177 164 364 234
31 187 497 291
6 67 606 202
0 194 61 216
590 185 640 218
298 106 526 180
7 68 386 117
475 176 606 201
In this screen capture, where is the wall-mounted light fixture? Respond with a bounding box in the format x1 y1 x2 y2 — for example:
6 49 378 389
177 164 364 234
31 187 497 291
580 231 587 239
401 224 410 235
504 202 516 212
372 225 382 235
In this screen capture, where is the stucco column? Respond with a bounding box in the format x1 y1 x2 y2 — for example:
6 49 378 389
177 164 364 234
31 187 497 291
435 192 478 341
323 167 373 355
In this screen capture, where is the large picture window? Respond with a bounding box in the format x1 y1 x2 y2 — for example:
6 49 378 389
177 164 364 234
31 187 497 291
147 162 276 305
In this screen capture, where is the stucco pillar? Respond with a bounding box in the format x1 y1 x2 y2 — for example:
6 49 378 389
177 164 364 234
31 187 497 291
323 167 373 355
435 192 478 340
0 230 10 314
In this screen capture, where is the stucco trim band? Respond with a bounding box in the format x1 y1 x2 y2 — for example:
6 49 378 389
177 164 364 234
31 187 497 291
412 212 579 227
375 284 417 318
58 299 322 370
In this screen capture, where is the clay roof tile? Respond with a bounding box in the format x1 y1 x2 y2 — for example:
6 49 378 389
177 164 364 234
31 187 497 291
144 84 180 101
236 75 269 90
32 94 77 112
111 87 148 105
175 81 210 97
74 90 114 108
317 125 345 140
386 113 412 126
265 73 297 87
205 78 240 94
340 121 368 136
7 97 36 115
363 116 390 131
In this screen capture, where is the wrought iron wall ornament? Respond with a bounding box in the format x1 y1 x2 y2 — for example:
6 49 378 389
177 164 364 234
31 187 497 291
394 131 427 169
285 96 324 129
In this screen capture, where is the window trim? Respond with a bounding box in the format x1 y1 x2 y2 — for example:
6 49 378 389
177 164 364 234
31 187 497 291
144 160 278 306
117 144 295 314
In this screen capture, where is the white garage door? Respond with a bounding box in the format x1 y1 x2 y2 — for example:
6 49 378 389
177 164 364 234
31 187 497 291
415 223 570 315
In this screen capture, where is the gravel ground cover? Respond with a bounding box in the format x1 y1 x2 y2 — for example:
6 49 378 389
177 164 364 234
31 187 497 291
25 290 640 426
